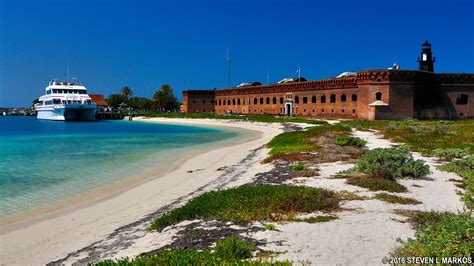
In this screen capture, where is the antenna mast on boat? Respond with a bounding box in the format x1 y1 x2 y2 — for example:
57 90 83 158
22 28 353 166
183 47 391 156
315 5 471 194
67 58 70 82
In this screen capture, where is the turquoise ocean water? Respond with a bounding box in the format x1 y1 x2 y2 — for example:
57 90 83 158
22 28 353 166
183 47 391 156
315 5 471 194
0 116 250 220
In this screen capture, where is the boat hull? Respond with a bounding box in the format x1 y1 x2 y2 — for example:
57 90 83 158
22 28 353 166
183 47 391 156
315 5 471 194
36 105 97 121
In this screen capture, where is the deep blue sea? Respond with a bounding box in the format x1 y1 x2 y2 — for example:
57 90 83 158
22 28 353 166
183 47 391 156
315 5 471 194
0 116 249 220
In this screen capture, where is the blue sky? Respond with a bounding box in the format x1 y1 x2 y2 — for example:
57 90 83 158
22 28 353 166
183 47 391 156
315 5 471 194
1 0 473 107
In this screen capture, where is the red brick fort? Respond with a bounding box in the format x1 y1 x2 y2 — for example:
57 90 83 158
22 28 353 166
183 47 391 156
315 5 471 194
182 42 473 120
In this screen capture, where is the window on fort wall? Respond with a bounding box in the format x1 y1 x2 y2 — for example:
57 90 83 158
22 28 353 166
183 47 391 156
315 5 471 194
295 96 299 104
260 98 264 104
376 92 382 101
228 100 231 105
303 97 308 104
321 95 326 103
341 94 346 102
254 98 257 105
232 99 235 105
237 99 241 105
218 100 221 105
456 94 468 105
312 96 316 103
330 94 336 103
273 97 277 104
352 94 357 101
280 97 284 104
266 97 270 104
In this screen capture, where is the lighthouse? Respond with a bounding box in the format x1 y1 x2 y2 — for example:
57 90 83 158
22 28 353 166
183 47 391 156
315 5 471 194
418 40 435 72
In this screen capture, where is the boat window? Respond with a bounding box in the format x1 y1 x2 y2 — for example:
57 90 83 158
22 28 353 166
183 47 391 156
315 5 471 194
44 100 53 105
53 99 61 104
46 90 51 94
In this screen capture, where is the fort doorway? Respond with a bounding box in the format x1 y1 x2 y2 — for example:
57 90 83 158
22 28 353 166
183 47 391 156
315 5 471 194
285 101 293 116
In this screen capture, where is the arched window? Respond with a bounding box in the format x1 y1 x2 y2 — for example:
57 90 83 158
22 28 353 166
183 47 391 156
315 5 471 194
218 100 221 105
237 99 241 105
321 95 326 103
227 100 230 105
295 96 299 104
376 92 382 101
273 97 277 104
330 94 336 103
341 94 346 102
232 99 236 105
352 94 357 102
260 98 264 104
280 97 284 104
254 98 257 105
311 96 316 103
303 97 308 104
266 97 270 104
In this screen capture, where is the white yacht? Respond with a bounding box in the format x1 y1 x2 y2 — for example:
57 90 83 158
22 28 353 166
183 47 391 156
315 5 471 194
35 79 97 121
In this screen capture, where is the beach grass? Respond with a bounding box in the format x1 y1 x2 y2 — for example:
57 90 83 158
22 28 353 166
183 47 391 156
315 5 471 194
373 193 421 205
340 120 474 156
92 237 291 265
346 177 408 193
145 112 328 125
150 185 340 232
290 215 337 223
264 124 360 162
394 211 474 258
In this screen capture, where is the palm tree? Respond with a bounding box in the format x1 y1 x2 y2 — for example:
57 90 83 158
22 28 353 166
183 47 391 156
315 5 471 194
121 86 133 101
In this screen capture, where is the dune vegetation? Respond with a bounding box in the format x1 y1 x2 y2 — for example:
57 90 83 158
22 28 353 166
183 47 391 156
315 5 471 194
92 236 291 265
150 185 341 232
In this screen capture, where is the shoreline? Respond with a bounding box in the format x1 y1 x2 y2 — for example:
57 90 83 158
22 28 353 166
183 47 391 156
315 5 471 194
0 118 285 265
0 120 258 229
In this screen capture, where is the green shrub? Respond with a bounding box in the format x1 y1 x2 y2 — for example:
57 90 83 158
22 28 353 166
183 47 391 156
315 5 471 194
333 136 367 147
347 177 408 193
150 185 340 231
264 223 277 231
91 248 291 265
288 162 305 171
354 148 430 179
439 156 474 209
214 236 254 260
373 193 421 205
434 148 469 161
396 212 474 258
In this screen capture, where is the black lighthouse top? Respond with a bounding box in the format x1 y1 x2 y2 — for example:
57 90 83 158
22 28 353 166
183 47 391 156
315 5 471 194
418 40 435 72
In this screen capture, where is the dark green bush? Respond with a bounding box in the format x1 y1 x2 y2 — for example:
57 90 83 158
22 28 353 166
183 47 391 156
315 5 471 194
333 136 367 147
355 148 430 179
214 236 254 260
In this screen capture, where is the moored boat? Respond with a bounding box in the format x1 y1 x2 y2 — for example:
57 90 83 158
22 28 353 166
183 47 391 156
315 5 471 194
34 79 97 121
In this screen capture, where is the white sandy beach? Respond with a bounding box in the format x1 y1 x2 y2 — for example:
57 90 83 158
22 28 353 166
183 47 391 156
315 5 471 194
0 118 466 265
0 118 287 265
